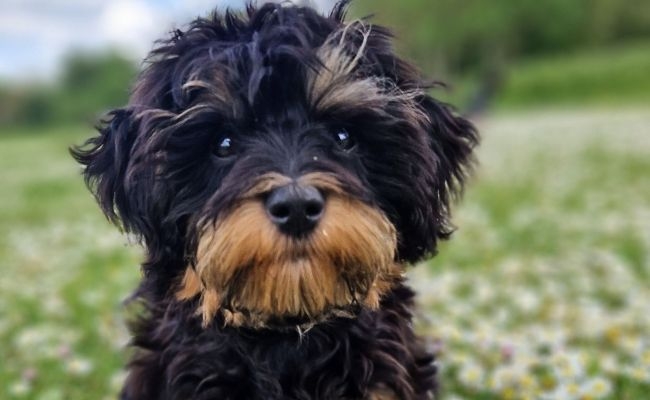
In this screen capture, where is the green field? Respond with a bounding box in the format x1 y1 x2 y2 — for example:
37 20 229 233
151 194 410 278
1 109 649 399
437 41 650 111
497 42 650 108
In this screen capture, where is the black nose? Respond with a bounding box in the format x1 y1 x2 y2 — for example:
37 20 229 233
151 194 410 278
265 184 324 237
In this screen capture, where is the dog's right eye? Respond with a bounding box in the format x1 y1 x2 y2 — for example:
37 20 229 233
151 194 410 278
334 128 356 151
213 137 235 158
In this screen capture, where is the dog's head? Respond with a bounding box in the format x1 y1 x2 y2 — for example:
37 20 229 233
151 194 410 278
72 1 477 328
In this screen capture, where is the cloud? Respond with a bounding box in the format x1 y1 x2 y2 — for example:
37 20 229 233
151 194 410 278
99 0 168 55
0 1 169 80
0 0 337 81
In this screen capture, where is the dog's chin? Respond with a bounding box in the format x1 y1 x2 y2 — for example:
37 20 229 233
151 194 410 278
176 174 402 329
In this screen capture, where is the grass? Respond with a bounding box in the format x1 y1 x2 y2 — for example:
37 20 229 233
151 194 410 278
424 109 650 399
0 127 140 399
1 109 649 399
434 41 650 111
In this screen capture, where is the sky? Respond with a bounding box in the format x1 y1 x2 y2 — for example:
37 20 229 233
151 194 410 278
0 0 336 82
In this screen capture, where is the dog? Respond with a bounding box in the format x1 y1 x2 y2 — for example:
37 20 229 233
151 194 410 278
72 1 477 399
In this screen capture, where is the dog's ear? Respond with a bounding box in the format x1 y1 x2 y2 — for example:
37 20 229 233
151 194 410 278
415 95 478 260
423 95 478 202
392 92 478 263
71 109 151 238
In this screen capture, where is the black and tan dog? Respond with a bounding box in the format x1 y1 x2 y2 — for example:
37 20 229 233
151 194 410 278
72 1 477 399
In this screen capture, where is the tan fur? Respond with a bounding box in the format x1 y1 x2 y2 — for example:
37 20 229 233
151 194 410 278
176 173 403 328
176 267 201 301
134 70 242 122
366 389 398 400
307 21 428 126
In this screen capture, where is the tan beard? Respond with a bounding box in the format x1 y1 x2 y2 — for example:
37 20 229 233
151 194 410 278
176 172 403 329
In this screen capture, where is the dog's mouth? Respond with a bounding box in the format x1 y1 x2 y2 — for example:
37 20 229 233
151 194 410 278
176 173 403 329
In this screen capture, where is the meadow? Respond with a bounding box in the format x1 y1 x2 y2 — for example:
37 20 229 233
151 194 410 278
1 108 649 399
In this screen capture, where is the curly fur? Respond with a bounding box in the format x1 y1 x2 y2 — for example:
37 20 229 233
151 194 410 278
125 283 435 399
72 1 478 399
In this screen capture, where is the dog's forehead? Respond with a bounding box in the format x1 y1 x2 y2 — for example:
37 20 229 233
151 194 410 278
176 21 427 133
200 23 372 112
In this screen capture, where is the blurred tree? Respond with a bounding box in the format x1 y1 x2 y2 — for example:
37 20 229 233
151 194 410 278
58 51 138 123
353 0 650 110
16 90 57 126
0 51 137 129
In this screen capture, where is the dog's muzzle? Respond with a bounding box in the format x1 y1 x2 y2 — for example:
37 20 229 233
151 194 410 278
177 172 402 329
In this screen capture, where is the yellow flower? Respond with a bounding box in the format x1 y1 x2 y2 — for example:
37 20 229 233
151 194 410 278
566 383 581 396
628 366 649 383
541 375 557 390
519 374 536 390
582 377 612 399
501 387 517 400
9 381 31 397
66 358 94 376
604 326 621 343
642 350 650 366
458 361 485 389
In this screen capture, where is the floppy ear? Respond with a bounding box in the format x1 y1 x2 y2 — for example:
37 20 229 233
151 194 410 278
393 93 479 263
422 95 478 244
423 95 478 207
71 109 147 237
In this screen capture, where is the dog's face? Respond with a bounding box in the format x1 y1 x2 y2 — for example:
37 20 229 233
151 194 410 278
73 2 477 328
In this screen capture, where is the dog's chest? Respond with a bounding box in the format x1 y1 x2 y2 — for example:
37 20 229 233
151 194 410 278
227 324 369 399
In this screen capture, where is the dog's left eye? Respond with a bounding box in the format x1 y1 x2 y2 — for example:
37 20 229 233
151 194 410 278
334 129 355 151
213 137 235 158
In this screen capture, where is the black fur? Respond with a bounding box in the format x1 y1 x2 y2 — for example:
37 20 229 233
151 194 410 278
72 2 477 399
124 283 435 399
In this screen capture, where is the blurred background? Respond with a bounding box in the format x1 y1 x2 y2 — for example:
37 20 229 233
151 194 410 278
1 0 648 399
